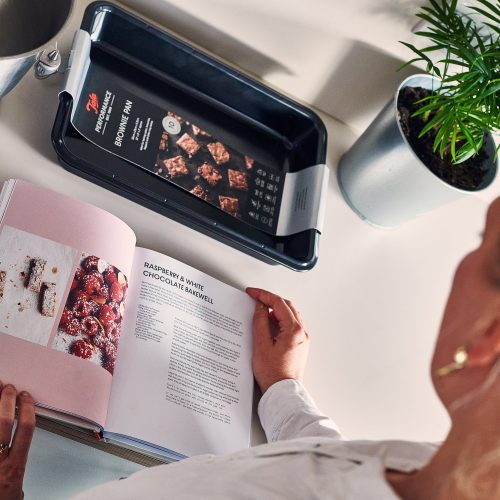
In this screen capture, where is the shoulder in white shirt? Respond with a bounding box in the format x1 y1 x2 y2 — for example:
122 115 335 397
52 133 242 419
74 379 438 500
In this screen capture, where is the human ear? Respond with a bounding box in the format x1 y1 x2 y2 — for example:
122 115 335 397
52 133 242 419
466 319 500 368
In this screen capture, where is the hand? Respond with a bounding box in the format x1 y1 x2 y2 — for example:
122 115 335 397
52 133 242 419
246 288 309 393
0 383 35 500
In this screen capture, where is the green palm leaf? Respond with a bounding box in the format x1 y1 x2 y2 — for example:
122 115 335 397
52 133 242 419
399 0 499 163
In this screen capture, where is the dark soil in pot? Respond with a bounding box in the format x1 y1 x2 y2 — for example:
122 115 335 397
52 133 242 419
397 86 489 190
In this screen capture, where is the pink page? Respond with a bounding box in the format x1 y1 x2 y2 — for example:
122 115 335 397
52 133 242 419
0 180 136 427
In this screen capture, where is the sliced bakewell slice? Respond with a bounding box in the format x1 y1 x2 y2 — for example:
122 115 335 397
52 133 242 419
40 282 56 317
0 271 6 303
28 258 47 293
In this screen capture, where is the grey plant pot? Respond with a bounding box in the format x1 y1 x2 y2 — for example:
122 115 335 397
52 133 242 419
337 74 498 227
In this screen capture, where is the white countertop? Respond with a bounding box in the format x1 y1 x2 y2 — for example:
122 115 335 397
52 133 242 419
0 0 497 498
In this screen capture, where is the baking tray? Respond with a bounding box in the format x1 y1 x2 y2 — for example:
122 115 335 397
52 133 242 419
52 1 327 271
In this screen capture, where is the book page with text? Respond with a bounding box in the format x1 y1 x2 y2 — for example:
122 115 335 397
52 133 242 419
105 247 254 457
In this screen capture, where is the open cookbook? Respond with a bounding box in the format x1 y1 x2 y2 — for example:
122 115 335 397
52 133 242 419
0 179 254 462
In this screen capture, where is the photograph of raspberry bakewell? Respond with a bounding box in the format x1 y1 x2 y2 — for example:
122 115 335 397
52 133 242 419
52 254 128 375
0 225 77 346
154 112 253 220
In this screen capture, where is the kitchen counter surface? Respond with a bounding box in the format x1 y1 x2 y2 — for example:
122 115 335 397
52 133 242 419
0 0 497 497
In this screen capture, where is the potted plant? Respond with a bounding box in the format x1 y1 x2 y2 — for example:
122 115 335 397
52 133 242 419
337 0 498 227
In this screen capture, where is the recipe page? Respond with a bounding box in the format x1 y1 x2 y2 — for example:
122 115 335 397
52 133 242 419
105 247 255 457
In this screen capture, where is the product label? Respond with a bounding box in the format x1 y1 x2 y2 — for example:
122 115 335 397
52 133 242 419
64 30 328 236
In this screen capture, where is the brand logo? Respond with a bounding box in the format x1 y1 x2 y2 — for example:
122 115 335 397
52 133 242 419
86 93 99 114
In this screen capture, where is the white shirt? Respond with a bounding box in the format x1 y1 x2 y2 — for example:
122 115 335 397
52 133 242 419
74 380 438 499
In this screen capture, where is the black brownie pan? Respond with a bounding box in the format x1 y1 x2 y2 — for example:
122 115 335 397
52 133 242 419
52 2 328 270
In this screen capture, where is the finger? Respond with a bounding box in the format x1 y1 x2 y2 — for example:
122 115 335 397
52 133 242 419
252 301 273 346
10 392 35 468
247 288 296 331
282 300 310 341
0 384 17 451
268 308 278 324
284 299 303 326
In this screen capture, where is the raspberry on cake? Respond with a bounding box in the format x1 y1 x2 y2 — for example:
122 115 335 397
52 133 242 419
91 332 108 349
198 163 222 186
207 142 230 165
94 283 110 303
59 307 73 326
74 267 85 280
103 340 118 374
54 255 128 370
72 297 95 318
81 272 103 295
107 301 122 322
70 340 94 360
64 318 81 336
82 255 99 271
104 341 117 360
104 355 116 374
81 316 102 336
70 289 87 305
163 156 189 178
103 269 118 285
110 281 124 302
105 322 121 345
99 304 116 326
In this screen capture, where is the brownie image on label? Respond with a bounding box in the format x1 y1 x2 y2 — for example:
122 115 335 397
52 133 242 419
219 196 240 217
168 111 184 124
192 124 211 137
176 133 200 158
244 156 254 170
207 142 230 165
163 156 189 178
228 169 249 191
190 184 211 201
151 107 283 233
198 162 222 186
72 66 285 235
159 132 169 151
